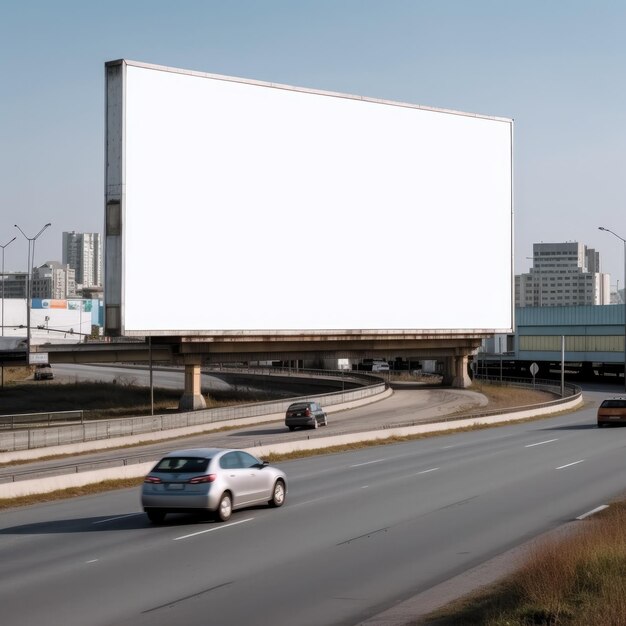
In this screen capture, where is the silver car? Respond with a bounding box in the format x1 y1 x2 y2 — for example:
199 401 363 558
141 448 287 523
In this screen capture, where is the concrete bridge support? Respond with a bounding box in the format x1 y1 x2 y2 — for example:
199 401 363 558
442 354 472 388
179 357 207 410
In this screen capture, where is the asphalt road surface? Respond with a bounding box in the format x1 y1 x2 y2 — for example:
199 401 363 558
1 385 624 626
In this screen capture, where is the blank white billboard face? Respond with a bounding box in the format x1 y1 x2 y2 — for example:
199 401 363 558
107 60 513 335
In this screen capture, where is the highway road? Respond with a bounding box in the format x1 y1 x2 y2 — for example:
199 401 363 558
1 385 625 626
2 366 486 482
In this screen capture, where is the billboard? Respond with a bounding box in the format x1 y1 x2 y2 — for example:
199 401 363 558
105 60 513 336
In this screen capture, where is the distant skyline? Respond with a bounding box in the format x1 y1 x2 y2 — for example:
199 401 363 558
2 1 625 286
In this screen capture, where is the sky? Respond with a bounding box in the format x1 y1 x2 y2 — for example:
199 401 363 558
2 1 625 286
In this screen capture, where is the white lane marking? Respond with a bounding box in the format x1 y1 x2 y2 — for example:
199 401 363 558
556 460 585 470
85 559 99 564
173 518 254 541
92 513 143 525
525 438 559 448
415 468 439 475
350 458 386 468
577 505 609 520
361 485 369 489
441 445 456 450
289 496 329 508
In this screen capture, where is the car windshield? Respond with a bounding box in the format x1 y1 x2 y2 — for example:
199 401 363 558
152 457 210 473
600 400 626 408
288 403 309 410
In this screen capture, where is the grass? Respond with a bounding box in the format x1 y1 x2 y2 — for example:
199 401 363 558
420 501 626 625
0 375 282 418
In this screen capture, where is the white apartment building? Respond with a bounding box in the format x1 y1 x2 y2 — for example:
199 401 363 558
32 262 76 299
62 231 102 289
516 242 610 307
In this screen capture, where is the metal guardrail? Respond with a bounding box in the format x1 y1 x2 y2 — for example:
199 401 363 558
0 410 84 430
0 372 386 453
0 378 584 484
473 376 581 398
382 377 583 430
205 365 382 384
0 452 159 484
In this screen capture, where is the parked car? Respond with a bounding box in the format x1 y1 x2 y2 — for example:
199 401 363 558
141 447 287 523
34 364 54 380
597 397 626 427
285 401 327 431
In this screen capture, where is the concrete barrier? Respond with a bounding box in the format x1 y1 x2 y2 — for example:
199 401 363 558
0 391 582 500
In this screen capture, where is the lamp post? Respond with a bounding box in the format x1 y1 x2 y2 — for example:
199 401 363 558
598 226 626 393
1 236 16 337
14 223 52 359
1 236 16 388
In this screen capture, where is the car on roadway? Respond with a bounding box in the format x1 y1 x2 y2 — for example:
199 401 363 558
141 447 287 523
597 397 626 427
285 401 328 431
34 364 54 380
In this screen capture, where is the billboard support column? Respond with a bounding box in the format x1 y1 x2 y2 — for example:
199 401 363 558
442 354 472 388
179 356 207 411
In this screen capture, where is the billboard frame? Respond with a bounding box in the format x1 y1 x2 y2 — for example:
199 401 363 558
105 59 514 338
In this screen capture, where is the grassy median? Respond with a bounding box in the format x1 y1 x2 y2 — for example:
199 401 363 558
420 500 626 625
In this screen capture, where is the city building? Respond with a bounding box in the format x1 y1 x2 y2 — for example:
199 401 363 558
62 231 102 290
0 273 28 298
31 262 76 299
515 242 610 308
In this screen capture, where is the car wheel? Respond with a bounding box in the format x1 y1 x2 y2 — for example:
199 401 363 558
146 509 166 524
288 426 295 432
216 492 233 522
269 479 286 508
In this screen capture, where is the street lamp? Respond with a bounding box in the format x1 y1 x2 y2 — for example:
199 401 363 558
14 223 52 358
598 226 626 393
1 236 16 388
1 236 16 337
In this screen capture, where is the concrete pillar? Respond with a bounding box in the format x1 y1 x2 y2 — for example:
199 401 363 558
442 354 472 388
179 359 207 410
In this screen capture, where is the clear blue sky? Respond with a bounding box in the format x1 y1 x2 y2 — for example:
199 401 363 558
2 1 625 285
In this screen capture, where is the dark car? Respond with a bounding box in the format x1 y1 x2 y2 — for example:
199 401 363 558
597 397 626 427
285 401 328 431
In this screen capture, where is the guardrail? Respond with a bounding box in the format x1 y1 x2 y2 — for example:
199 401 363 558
380 377 582 430
473 376 581 398
0 372 385 453
0 410 84 430
0 378 583 484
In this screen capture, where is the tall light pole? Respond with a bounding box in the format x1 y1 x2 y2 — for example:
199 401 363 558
1 236 16 388
1 236 16 337
598 226 626 393
15 223 52 359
